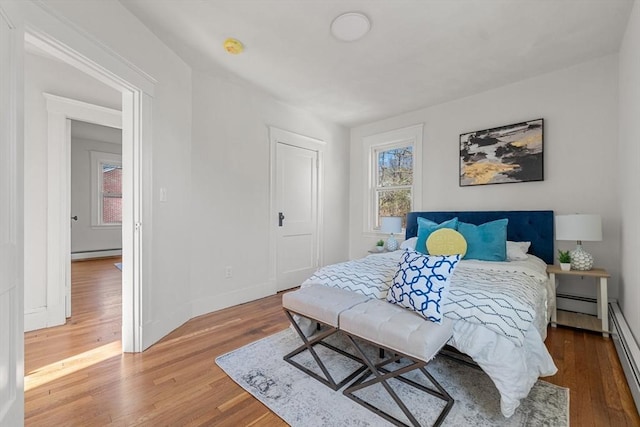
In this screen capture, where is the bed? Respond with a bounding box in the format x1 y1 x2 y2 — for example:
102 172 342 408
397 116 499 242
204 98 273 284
299 210 558 418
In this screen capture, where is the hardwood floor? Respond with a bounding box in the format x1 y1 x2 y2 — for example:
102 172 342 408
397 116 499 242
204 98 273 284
25 258 640 426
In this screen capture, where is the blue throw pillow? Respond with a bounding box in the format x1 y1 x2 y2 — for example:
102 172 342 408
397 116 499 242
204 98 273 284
387 250 461 323
415 217 459 255
458 219 508 261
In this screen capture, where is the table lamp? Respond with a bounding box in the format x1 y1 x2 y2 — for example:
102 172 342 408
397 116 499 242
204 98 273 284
555 214 602 271
380 216 402 251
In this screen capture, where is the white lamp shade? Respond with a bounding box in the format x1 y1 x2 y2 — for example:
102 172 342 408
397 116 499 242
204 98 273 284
380 216 402 234
555 214 602 242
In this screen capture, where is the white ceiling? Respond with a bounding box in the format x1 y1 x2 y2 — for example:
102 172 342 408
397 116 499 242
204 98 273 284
119 0 634 127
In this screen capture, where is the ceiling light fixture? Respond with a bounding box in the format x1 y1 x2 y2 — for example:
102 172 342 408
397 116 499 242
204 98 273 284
330 12 371 42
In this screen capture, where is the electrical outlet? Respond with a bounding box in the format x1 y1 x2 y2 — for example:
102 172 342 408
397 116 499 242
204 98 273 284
225 266 232 279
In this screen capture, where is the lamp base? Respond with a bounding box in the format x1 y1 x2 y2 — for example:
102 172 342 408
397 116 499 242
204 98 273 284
570 244 594 271
386 235 398 251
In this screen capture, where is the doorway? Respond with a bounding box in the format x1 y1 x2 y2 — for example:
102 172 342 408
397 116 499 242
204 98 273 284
70 121 123 261
69 120 123 315
37 92 123 322
23 27 150 353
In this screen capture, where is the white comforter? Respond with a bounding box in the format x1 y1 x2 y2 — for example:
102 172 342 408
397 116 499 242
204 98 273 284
446 257 550 345
301 251 557 417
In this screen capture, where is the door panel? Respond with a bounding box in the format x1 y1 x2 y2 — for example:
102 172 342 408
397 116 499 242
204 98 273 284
0 6 24 424
276 142 318 291
279 234 313 273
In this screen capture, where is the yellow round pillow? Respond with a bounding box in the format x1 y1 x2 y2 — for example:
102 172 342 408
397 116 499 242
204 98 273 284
426 228 467 257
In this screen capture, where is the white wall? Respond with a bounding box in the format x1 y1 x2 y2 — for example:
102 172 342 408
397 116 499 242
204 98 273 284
619 0 640 343
350 55 621 302
189 70 350 317
23 51 121 327
70 130 122 254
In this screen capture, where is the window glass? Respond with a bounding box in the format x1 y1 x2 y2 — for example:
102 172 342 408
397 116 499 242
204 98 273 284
363 124 422 234
377 147 413 187
377 189 411 228
374 146 413 229
102 163 122 224
91 150 122 227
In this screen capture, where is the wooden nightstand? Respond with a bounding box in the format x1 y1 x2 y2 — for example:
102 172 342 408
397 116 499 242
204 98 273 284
547 264 610 337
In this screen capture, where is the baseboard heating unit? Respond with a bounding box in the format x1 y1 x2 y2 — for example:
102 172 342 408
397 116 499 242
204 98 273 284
71 249 122 260
611 302 640 412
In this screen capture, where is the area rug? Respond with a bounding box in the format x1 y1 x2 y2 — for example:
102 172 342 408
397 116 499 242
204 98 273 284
216 329 568 427
114 262 122 271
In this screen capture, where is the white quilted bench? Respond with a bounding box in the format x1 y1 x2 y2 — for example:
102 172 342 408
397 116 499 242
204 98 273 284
283 285 455 427
340 298 454 427
282 284 369 390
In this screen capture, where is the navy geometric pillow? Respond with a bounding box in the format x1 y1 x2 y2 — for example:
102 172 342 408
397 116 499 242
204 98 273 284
386 250 461 324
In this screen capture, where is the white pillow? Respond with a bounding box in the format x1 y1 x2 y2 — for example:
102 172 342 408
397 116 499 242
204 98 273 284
400 237 417 250
507 241 531 261
386 250 461 324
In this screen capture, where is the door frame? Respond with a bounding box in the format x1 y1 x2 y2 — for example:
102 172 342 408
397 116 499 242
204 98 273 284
44 94 122 320
10 0 157 352
0 4 24 424
268 127 325 292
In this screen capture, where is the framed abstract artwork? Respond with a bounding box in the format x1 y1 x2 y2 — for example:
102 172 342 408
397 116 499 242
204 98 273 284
459 118 544 187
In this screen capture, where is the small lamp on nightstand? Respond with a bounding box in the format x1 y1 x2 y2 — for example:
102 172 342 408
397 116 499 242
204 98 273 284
555 214 603 271
380 216 402 251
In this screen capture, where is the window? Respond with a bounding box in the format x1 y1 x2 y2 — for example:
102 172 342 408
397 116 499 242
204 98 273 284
91 151 123 227
375 145 413 226
102 163 122 223
363 125 423 233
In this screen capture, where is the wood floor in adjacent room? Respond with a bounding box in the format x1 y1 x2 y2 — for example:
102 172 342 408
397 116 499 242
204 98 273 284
25 258 640 426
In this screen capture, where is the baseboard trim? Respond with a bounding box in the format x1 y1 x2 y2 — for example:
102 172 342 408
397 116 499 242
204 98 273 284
24 307 47 332
141 302 192 351
190 281 275 319
71 249 122 260
24 303 66 332
610 302 640 413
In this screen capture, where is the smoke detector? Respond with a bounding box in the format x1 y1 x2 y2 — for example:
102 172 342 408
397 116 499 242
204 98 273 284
223 38 244 55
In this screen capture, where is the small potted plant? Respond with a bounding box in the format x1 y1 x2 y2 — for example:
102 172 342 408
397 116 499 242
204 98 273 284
558 250 571 271
376 239 385 252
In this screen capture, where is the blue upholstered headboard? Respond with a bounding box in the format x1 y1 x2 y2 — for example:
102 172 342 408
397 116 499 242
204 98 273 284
405 210 554 265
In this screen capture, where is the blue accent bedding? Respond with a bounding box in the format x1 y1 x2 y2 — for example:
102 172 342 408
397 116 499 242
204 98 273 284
406 210 554 265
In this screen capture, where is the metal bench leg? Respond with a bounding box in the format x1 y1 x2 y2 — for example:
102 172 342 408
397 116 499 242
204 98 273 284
283 309 366 391
343 334 454 427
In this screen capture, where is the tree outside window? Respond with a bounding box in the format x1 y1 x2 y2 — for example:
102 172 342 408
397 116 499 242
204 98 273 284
363 124 422 234
375 146 413 228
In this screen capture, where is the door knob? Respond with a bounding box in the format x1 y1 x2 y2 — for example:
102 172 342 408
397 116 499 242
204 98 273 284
71 216 78 221
278 212 285 227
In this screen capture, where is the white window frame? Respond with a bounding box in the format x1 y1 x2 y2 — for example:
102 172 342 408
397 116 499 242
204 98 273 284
363 124 423 235
90 150 123 228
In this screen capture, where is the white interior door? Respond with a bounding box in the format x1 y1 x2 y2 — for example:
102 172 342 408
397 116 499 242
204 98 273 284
65 118 71 318
276 142 319 291
0 7 24 424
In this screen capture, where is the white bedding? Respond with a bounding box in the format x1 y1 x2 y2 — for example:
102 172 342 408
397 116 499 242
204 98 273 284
447 257 552 343
300 250 558 418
